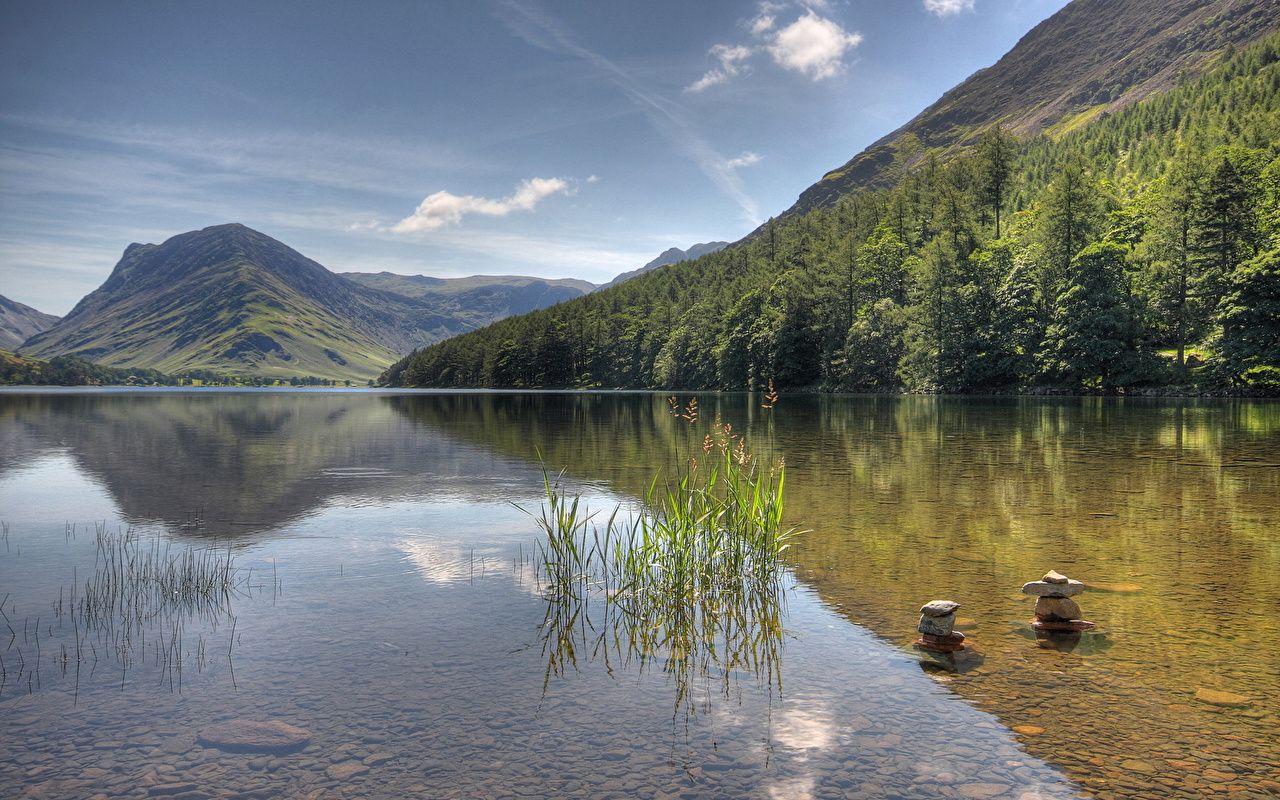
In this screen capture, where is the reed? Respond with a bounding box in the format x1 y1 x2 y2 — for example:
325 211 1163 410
1 525 248 698
526 399 801 718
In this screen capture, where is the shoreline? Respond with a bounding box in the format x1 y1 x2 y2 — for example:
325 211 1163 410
1 383 1278 400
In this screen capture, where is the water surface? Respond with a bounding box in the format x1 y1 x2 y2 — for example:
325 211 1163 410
1 389 1277 799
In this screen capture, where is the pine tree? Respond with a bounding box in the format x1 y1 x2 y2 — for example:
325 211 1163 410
839 298 905 390
1039 241 1141 391
1217 248 1280 387
1146 155 1206 368
1196 155 1254 311
979 126 1015 237
1036 162 1100 306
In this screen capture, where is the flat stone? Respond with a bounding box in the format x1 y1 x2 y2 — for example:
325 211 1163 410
959 783 1011 799
914 631 966 653
1021 579 1084 597
1012 725 1045 736
917 613 956 636
326 762 369 781
920 600 960 617
1122 759 1158 775
196 720 312 754
1034 596 1081 621
1194 687 1252 708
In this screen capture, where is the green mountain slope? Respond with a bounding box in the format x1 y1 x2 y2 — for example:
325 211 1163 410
21 224 452 380
788 0 1279 215
0 295 59 350
384 1 1280 393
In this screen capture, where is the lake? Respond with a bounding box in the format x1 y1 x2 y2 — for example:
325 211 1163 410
1 389 1277 799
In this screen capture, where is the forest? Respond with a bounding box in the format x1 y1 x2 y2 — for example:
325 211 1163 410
384 35 1280 394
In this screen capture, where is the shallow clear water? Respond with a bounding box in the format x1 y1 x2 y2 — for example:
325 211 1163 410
0 389 1276 799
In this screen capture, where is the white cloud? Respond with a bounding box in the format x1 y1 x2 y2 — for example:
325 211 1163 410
726 151 762 169
750 14 776 35
685 43 755 93
923 0 975 17
768 12 863 80
391 177 570 233
586 174 600 183
689 4 863 91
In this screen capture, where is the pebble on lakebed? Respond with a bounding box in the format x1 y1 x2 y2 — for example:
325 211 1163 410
1193 687 1253 708
196 720 313 753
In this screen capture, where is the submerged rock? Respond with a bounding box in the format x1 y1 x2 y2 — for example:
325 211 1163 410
196 720 312 754
326 762 370 780
1194 687 1252 708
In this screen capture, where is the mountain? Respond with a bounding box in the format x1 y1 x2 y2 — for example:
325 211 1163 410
382 0 1280 393
602 242 730 289
0 295 59 350
786 0 1279 215
21 224 463 380
21 225 597 381
343 272 594 324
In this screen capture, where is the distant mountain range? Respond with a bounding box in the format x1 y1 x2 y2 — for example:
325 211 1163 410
0 294 59 350
13 223 720 380
343 272 595 322
600 242 729 289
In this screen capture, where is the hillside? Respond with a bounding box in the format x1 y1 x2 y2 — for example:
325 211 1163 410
787 0 1279 215
0 295 59 350
21 224 444 380
601 242 729 289
383 3 1280 393
20 225 601 381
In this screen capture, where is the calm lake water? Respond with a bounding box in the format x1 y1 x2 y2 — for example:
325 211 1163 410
1 389 1277 800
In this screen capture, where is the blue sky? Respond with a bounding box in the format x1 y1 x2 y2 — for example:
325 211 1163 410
0 0 1069 314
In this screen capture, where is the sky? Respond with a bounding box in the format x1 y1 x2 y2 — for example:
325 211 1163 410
0 0 1071 315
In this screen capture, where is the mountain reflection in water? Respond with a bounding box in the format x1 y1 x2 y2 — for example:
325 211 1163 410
1 389 1276 798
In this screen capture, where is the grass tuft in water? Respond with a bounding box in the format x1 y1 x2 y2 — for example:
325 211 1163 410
524 402 802 720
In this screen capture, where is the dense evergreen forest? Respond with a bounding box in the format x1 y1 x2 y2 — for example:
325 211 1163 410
384 36 1280 394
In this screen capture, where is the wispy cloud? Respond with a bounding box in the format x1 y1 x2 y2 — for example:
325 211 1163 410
685 44 754 93
0 113 481 203
495 0 760 223
390 177 571 233
726 151 763 169
923 0 975 17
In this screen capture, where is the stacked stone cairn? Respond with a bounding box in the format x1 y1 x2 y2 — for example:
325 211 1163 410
1022 570 1095 632
915 600 965 653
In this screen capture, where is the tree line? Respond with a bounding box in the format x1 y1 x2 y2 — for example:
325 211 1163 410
384 35 1280 394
